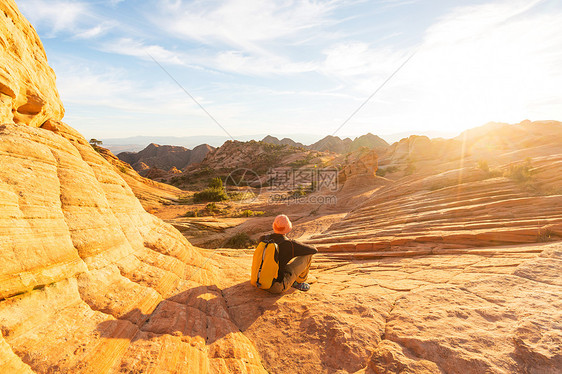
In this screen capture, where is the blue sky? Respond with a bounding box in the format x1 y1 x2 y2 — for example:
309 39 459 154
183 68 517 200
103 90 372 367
17 0 562 143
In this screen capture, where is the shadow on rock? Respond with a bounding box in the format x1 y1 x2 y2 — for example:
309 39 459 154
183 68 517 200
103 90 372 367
95 281 284 346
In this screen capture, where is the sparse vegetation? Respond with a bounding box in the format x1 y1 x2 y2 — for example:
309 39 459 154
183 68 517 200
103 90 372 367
208 177 224 189
429 180 458 191
227 190 256 201
537 228 554 242
170 167 216 187
476 159 502 179
89 139 103 153
183 210 198 217
118 165 128 174
504 160 534 183
289 185 310 197
477 159 490 173
193 179 229 203
289 153 314 168
193 187 228 203
234 209 265 217
224 232 255 249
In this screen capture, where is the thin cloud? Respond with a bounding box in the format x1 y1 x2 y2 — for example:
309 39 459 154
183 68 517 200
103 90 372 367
99 38 319 76
18 0 90 36
153 0 339 49
17 0 115 40
324 0 562 133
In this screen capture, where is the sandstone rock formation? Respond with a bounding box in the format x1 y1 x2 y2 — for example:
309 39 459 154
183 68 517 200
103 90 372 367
94 145 185 210
184 139 332 176
0 1 63 128
217 241 562 373
309 135 353 154
338 148 379 185
0 2 264 372
309 121 562 254
118 143 214 174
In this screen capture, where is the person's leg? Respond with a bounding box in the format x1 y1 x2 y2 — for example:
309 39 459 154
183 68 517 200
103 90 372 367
267 255 313 293
267 281 284 294
285 254 312 285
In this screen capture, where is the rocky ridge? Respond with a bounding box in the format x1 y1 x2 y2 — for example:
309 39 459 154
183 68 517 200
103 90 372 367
262 133 390 155
118 143 214 175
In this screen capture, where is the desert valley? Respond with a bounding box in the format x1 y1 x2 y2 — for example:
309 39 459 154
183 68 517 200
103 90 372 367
1 0 561 373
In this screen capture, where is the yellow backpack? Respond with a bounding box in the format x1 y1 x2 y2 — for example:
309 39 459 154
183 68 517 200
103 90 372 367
250 239 279 290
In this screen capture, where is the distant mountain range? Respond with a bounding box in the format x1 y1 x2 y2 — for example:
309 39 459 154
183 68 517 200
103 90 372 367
261 133 389 154
101 130 455 154
116 132 391 178
117 143 215 175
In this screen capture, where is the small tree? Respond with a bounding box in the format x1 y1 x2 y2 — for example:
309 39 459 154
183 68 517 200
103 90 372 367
89 139 103 147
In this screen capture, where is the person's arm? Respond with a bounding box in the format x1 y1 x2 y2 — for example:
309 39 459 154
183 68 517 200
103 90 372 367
289 240 318 256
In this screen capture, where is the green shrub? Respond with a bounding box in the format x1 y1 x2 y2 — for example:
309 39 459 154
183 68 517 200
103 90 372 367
193 187 228 203
224 232 255 249
227 190 256 201
377 165 399 177
208 177 223 189
289 185 309 197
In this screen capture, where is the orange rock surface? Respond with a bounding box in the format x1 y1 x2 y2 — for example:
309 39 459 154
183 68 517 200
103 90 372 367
1 1 561 373
309 121 562 255
0 1 263 372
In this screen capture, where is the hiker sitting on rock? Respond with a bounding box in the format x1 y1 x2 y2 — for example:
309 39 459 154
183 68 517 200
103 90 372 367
260 214 317 293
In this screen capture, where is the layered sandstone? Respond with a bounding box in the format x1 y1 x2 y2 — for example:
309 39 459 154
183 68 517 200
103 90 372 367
1 1 561 373
0 1 264 372
0 1 63 127
94 145 185 210
217 242 562 373
309 121 562 255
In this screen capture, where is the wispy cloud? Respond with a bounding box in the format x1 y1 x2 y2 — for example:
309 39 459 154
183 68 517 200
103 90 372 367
99 37 319 76
152 0 341 54
316 0 562 134
99 38 190 66
17 0 115 39
18 0 90 36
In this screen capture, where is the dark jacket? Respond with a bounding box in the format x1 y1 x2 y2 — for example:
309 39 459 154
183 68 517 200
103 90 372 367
259 233 317 283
